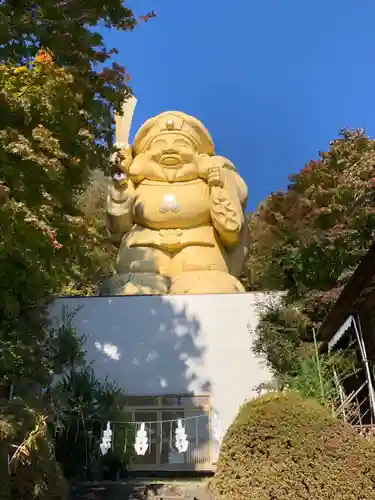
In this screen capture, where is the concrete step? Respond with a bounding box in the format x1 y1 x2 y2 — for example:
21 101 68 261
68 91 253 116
72 480 214 500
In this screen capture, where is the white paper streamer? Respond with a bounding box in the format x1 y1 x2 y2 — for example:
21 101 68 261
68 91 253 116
175 419 189 453
100 421 112 455
134 423 149 455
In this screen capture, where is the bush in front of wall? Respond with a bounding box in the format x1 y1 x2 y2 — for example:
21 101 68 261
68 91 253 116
212 391 375 500
0 399 69 500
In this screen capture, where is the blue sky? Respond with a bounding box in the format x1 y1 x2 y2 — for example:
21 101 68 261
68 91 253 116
102 0 375 210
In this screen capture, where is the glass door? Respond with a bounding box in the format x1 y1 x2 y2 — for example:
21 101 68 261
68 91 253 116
159 410 186 467
184 408 211 466
122 395 212 471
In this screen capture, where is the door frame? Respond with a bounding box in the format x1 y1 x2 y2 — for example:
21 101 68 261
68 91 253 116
120 394 213 472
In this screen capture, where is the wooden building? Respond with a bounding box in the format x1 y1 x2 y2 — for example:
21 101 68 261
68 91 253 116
318 241 375 425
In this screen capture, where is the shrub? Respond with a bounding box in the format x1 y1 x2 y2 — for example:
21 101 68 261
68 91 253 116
0 399 69 500
212 391 375 500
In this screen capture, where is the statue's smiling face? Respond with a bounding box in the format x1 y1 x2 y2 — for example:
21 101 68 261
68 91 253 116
148 133 197 168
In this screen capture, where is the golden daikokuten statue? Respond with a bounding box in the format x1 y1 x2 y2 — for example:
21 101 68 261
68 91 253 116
101 110 249 295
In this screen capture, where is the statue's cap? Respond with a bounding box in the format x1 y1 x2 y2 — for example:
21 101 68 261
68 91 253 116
132 111 215 156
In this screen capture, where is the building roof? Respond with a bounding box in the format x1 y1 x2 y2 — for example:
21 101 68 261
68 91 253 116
318 240 375 347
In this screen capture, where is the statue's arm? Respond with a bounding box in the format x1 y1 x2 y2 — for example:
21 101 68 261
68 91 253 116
106 181 137 244
209 168 248 247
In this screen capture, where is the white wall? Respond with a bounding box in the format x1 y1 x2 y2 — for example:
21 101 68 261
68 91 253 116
49 292 279 443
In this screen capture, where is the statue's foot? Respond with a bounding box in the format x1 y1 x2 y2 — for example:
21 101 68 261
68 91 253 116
100 273 170 296
170 270 245 295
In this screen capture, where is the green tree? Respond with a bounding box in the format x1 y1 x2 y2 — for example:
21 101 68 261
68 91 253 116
246 129 375 378
0 2 155 386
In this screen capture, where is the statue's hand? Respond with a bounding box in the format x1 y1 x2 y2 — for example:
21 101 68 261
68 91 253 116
107 179 137 239
110 146 133 186
208 165 225 188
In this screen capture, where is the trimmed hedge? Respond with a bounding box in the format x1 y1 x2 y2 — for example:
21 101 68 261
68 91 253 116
212 391 375 500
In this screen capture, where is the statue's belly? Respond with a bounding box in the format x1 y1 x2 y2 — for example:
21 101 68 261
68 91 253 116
133 179 211 230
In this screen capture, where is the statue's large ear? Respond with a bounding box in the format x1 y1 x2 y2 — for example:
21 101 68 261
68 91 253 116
197 153 211 179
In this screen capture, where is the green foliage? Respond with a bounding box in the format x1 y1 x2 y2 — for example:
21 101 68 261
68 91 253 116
0 1 155 386
0 0 155 489
45 313 133 480
51 365 130 480
0 308 131 482
253 300 312 378
246 129 375 299
213 391 375 500
0 399 69 500
246 129 375 382
252 295 359 406
287 349 358 406
1 305 86 393
0 54 113 385
0 0 152 135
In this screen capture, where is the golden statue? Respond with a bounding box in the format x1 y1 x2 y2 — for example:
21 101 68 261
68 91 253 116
101 107 249 295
